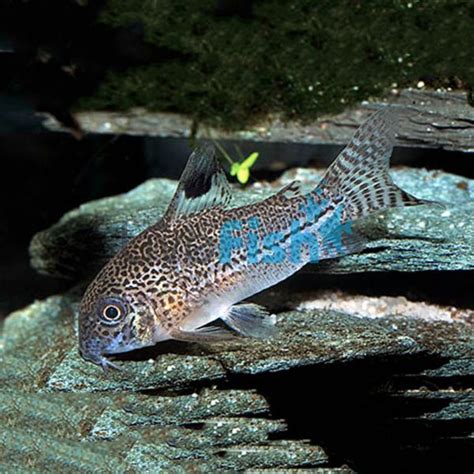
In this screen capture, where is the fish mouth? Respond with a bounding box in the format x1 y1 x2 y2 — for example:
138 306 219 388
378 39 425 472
79 346 122 373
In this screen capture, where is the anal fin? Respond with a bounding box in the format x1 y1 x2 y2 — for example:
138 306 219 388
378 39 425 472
222 303 277 338
317 227 369 261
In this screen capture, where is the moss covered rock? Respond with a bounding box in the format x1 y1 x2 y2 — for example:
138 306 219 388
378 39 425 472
79 1 474 128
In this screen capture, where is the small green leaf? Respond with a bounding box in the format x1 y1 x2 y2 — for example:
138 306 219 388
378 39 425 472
215 143 259 185
230 162 240 176
232 152 259 184
240 152 259 169
237 166 250 184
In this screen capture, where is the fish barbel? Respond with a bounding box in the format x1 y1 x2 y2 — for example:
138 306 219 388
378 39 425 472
78 110 430 371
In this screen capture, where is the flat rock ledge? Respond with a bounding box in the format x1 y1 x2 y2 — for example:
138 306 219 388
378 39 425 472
1 292 472 471
42 89 474 153
30 167 474 281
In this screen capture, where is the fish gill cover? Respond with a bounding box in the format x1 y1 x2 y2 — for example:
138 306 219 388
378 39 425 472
79 0 474 128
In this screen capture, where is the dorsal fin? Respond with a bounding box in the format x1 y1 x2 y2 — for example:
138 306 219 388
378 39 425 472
164 143 233 218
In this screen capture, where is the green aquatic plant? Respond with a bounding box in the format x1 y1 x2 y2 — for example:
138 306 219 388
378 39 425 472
213 140 259 185
230 152 259 185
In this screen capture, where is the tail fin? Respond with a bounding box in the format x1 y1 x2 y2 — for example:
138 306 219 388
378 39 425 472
316 109 428 221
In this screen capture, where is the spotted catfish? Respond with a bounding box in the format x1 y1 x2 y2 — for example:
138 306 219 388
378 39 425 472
78 110 430 370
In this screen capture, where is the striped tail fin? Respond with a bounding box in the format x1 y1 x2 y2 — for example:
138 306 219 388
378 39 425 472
310 109 433 261
316 109 428 222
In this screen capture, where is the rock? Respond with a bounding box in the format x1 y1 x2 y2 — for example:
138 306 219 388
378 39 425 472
1 292 472 391
1 293 472 470
42 90 474 153
30 167 474 280
0 388 328 471
1 294 329 471
13 139 474 470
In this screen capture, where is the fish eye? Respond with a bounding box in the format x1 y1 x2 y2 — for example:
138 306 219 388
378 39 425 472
98 298 127 325
103 305 120 319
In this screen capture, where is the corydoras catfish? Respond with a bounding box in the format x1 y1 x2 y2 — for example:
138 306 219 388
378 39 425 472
78 110 430 370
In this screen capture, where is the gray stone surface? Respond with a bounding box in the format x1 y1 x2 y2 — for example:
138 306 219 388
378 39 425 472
30 167 474 280
1 388 328 471
2 291 472 470
4 293 461 393
42 89 474 152
1 294 329 471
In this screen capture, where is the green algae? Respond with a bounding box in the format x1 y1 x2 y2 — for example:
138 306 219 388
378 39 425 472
80 0 474 128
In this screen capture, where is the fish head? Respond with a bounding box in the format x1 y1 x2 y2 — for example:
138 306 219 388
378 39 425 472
78 267 159 370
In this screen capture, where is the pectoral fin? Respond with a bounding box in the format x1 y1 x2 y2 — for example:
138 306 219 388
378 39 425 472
222 303 277 338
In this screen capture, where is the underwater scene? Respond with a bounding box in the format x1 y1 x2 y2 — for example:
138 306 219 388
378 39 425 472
1 1 473 472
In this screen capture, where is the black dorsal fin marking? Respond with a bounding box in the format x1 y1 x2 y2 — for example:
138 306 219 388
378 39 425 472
314 109 431 221
164 143 233 218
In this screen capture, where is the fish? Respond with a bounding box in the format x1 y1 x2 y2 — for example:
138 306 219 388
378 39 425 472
78 110 431 371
